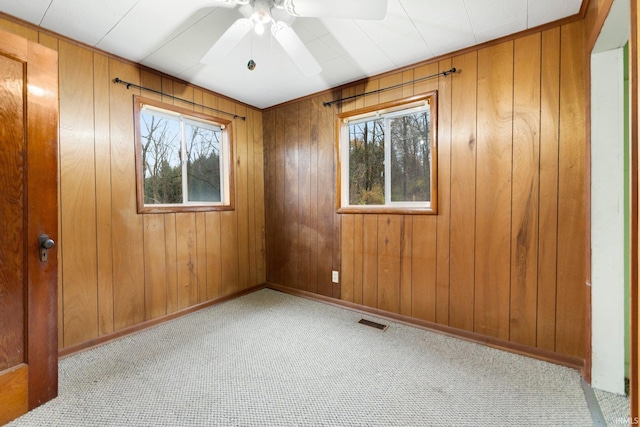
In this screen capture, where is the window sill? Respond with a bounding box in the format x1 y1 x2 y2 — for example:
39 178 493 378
337 205 437 215
138 204 235 214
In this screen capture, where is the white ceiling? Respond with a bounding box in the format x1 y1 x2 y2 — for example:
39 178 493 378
0 0 583 109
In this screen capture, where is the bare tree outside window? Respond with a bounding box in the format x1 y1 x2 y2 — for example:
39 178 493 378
185 121 222 202
134 96 233 213
390 110 430 202
338 92 437 214
141 112 182 204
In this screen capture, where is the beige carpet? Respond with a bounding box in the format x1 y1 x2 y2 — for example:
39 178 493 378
10 289 598 426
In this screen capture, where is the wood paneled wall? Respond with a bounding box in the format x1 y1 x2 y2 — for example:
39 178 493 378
0 16 266 351
264 20 587 360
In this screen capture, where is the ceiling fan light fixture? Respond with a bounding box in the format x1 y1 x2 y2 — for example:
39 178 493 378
254 22 265 35
251 0 272 24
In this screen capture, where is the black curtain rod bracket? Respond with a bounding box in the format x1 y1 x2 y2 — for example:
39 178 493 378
113 77 246 121
323 67 457 107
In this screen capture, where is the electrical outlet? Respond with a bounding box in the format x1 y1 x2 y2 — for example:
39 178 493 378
331 271 339 283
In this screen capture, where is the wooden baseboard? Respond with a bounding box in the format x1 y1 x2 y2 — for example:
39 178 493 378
58 284 266 358
266 283 585 371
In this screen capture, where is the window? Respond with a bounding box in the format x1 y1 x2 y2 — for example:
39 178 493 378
134 96 234 213
337 92 438 214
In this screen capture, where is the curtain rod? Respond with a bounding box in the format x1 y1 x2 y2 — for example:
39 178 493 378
323 67 457 107
112 78 246 121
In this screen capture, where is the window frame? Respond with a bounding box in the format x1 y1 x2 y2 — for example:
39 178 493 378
133 96 235 214
335 92 438 215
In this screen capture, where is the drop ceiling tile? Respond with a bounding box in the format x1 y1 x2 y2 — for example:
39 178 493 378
0 0 51 25
399 0 476 56
40 0 140 46
321 56 362 86
527 0 582 28
465 0 527 35
291 16 331 41
474 17 527 44
314 33 348 57
377 36 434 67
97 0 219 61
306 38 340 64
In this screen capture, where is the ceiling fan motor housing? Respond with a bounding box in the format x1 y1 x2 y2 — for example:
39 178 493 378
252 0 272 24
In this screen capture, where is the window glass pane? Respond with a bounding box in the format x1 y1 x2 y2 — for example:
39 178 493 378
141 111 182 204
348 118 385 205
389 108 431 202
185 121 222 202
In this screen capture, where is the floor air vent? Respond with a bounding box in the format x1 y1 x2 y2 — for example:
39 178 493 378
358 319 388 331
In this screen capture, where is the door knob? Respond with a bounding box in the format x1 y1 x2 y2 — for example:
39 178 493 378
38 234 55 262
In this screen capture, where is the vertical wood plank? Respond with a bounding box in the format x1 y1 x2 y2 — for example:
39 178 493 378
307 98 319 293
37 33 58 53
0 18 37 41
235 104 251 290
362 215 378 307
448 52 478 332
59 40 98 346
176 213 197 309
202 92 223 299
298 99 312 292
143 214 166 319
93 51 114 337
353 214 364 305
414 63 439 95
402 69 414 98
205 212 222 299
247 109 258 287
364 79 380 107
263 108 275 282
109 59 144 331
281 103 300 288
164 214 178 313
510 33 541 347
537 27 561 352
555 20 587 358
411 216 437 322
252 108 267 284
270 106 286 285
196 212 207 302
474 41 513 341
341 86 357 115
220 98 239 295
436 58 453 326
378 215 402 313
379 73 403 104
400 215 413 317
317 93 336 296
341 215 355 302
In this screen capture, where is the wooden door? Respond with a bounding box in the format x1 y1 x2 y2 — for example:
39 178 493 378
0 29 59 425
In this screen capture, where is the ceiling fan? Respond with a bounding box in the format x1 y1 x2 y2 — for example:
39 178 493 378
200 0 388 76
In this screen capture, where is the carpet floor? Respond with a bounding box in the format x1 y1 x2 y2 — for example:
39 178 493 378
7 289 619 426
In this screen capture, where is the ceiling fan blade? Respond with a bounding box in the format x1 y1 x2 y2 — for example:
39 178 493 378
200 18 253 64
271 21 321 77
283 0 388 20
214 0 250 4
